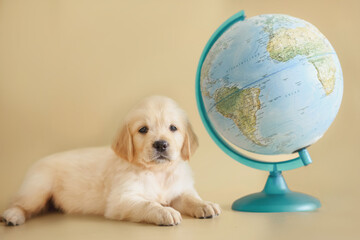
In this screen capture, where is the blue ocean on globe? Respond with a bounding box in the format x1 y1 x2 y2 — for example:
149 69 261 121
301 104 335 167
200 14 343 155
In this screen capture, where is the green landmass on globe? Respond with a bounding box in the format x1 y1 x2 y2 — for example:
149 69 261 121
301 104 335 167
214 86 266 146
267 26 336 95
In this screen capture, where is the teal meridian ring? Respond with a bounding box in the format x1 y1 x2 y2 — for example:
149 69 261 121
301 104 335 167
195 10 311 172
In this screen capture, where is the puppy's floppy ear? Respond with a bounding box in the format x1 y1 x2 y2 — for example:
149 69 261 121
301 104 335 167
181 121 199 161
112 123 134 162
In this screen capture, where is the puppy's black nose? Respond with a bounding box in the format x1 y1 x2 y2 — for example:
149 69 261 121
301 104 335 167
153 140 169 152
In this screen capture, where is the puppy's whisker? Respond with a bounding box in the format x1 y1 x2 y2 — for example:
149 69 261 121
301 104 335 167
149 151 171 162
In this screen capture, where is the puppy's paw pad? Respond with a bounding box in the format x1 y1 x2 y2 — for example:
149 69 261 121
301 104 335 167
193 202 221 219
2 207 25 226
154 207 182 226
158 223 176 227
6 221 16 226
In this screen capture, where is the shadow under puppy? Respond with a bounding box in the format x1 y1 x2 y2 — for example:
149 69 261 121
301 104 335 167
2 96 221 226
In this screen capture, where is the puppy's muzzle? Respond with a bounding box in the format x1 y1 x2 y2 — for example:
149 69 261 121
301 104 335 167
152 140 169 153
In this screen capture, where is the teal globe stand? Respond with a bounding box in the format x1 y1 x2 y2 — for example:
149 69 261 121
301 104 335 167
195 10 321 212
232 169 320 212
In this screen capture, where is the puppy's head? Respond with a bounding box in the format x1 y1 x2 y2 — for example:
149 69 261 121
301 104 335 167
112 96 198 168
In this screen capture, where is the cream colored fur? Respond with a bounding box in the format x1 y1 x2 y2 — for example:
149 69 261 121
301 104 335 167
2 96 221 226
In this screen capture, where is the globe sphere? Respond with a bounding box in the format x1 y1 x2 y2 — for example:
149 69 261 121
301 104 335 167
200 14 343 155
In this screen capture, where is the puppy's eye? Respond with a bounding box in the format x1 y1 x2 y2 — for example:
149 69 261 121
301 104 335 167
139 126 148 134
170 125 177 132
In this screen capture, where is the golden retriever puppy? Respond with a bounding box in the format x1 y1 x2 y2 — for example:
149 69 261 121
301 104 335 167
1 96 221 226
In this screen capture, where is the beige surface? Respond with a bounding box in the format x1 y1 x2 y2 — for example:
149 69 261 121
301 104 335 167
1 0 359 239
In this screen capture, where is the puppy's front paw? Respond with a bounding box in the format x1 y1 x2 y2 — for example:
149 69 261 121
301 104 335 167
152 207 182 226
192 202 221 219
2 207 26 226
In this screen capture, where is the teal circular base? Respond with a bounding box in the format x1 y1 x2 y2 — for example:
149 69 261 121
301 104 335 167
232 191 321 212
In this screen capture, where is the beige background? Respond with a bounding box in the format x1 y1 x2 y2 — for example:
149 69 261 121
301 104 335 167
1 0 359 239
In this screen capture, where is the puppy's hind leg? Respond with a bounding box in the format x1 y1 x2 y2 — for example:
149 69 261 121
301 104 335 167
2 165 54 226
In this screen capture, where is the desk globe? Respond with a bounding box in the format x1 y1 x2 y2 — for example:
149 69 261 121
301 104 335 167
196 11 343 212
